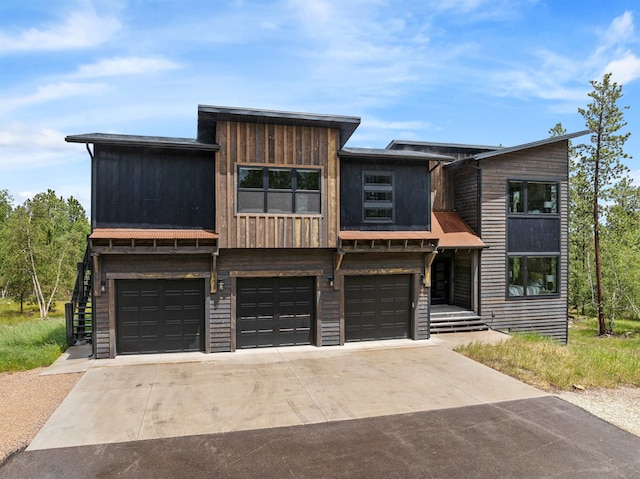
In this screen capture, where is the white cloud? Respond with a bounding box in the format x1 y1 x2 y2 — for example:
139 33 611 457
0 7 121 53
602 11 634 47
1 82 109 114
603 52 640 85
73 56 179 78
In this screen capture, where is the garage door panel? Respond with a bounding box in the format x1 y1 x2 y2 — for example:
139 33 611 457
116 279 204 355
345 275 411 342
237 277 314 349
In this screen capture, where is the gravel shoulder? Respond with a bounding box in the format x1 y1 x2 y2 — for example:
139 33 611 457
0 369 81 465
556 386 640 437
1 368 639 467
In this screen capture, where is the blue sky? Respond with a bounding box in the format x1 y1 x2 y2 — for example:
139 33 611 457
2 0 640 213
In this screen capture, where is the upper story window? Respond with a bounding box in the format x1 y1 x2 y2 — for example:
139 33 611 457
363 171 394 222
237 166 320 214
508 181 558 214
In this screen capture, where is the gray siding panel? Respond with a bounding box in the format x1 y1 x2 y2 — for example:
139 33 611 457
416 287 430 340
478 142 569 341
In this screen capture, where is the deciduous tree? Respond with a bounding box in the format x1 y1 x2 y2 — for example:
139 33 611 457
2 190 89 318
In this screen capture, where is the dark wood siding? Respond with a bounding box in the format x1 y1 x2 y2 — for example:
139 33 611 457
452 163 479 233
94 145 215 229
340 158 430 230
508 217 560 253
216 121 339 248
478 142 569 341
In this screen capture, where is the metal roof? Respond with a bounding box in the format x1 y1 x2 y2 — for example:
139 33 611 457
197 105 361 148
339 147 455 161
387 139 502 154
446 130 590 166
338 212 485 249
65 133 219 151
431 211 485 249
90 228 219 240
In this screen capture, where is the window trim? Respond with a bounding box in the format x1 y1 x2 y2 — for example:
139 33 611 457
237 166 321 215
362 170 394 223
507 179 560 216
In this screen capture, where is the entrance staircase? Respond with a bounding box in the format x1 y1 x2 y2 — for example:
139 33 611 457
65 245 93 346
430 305 488 334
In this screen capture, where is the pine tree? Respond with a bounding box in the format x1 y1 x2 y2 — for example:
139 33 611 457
576 73 630 335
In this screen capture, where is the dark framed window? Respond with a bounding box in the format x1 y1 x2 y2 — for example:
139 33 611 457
508 255 558 297
238 166 320 214
363 171 393 222
508 181 558 214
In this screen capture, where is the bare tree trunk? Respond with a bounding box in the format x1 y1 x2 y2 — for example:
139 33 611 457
593 124 606 335
25 218 48 319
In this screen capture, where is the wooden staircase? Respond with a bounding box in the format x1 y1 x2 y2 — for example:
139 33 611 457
430 305 488 334
65 245 93 346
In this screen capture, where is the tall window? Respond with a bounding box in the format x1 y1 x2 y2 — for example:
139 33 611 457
508 256 558 297
363 171 393 222
237 167 320 214
508 181 558 214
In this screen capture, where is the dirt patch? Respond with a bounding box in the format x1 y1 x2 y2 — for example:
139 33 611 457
0 368 82 464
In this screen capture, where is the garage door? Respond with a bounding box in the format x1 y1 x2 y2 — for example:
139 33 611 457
236 277 314 349
117 279 205 354
345 275 411 342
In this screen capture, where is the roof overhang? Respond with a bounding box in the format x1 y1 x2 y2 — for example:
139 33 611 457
339 147 454 162
338 212 484 253
66 133 219 151
445 130 590 167
89 228 219 254
198 105 360 148
431 212 485 249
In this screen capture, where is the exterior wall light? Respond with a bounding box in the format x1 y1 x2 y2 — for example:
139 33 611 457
217 279 224 291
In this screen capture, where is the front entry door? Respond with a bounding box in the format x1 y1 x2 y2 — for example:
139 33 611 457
431 258 450 305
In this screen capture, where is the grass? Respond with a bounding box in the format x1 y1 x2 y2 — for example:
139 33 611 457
455 316 640 391
0 299 68 373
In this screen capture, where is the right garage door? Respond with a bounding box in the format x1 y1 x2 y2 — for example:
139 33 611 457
345 275 411 342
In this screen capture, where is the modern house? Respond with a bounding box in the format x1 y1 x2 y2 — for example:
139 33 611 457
65 105 587 358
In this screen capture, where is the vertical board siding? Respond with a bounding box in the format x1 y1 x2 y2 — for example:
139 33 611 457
478 142 569 341
216 121 339 249
430 162 454 211
453 250 472 309
453 163 479 233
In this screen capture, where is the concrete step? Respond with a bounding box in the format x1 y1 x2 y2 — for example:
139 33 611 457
430 311 488 334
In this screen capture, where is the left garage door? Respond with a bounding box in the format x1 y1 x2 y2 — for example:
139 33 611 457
117 279 205 355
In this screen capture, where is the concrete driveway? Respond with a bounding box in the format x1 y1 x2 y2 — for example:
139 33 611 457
3 331 640 478
28 331 546 450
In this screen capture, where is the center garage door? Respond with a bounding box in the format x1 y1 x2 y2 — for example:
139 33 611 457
236 277 314 349
117 279 205 354
345 275 411 342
